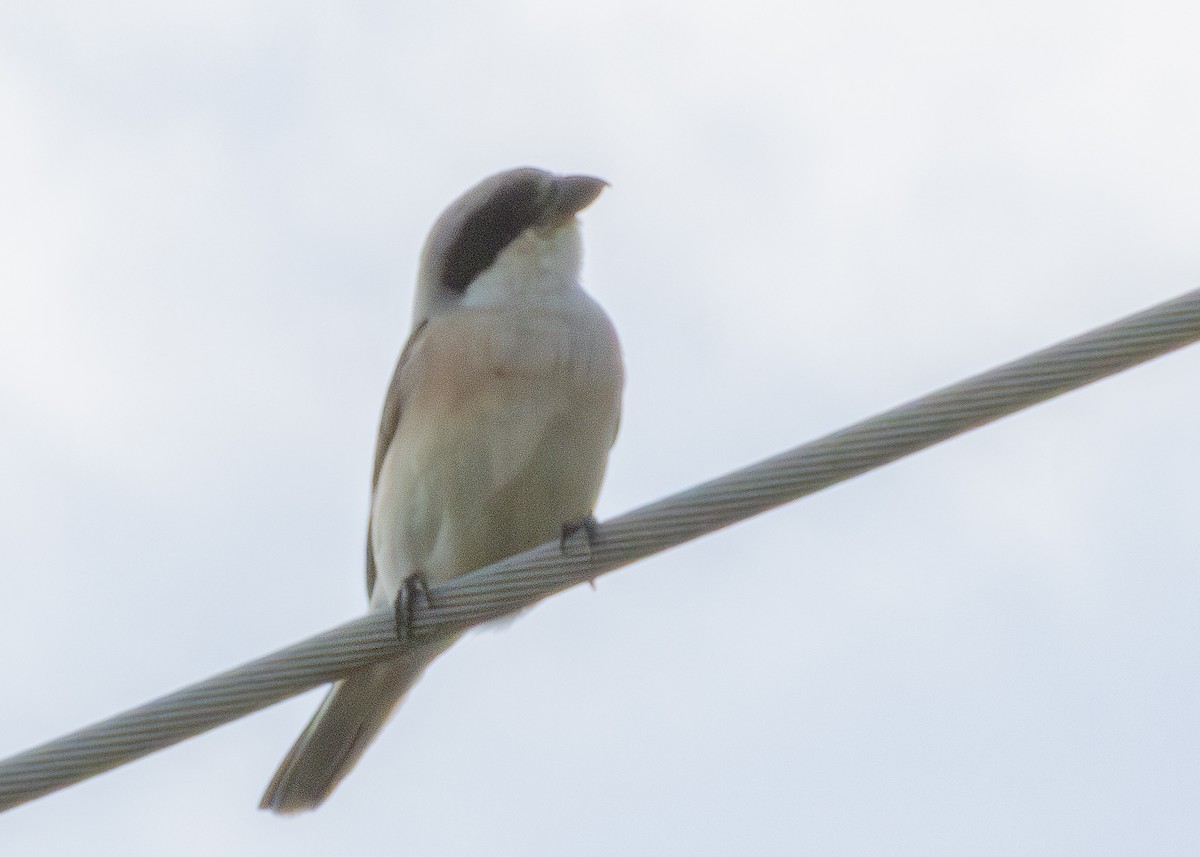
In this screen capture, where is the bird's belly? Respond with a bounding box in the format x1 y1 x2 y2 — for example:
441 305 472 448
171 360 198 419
369 304 621 604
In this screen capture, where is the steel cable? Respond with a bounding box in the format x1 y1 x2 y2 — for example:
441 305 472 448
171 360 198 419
1 287 1197 812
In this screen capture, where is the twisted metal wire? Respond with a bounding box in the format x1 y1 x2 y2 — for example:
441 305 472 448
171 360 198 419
1 287 1198 812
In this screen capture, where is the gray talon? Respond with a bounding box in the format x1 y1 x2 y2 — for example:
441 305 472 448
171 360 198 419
560 515 599 557
393 573 432 642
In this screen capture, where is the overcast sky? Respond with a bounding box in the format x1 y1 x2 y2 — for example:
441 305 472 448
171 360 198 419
2 2 1199 854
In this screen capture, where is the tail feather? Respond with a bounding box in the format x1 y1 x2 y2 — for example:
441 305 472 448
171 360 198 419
259 643 446 814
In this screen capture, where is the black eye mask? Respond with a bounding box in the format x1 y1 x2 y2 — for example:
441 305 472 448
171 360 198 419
438 175 546 294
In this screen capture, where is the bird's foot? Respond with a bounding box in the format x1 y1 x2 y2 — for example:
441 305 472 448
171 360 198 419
393 573 432 643
560 515 600 588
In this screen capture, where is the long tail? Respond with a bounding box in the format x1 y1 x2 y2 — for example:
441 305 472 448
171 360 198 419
259 643 446 814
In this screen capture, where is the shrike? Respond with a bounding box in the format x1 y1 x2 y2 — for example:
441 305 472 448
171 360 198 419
260 167 624 813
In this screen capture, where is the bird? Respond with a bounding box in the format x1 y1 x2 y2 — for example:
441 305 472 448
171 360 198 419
259 167 625 813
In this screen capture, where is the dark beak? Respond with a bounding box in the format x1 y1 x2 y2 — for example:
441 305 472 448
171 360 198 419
549 174 609 219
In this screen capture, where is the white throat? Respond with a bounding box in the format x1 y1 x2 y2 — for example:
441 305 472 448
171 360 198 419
460 220 585 309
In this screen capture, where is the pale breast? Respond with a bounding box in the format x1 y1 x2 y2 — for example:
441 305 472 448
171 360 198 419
369 293 623 599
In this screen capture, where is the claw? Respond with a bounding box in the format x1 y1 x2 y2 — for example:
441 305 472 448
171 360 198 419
560 514 599 554
393 573 432 643
560 515 600 588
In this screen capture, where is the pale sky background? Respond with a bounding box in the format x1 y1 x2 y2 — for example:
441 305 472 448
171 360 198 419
2 2 1199 854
